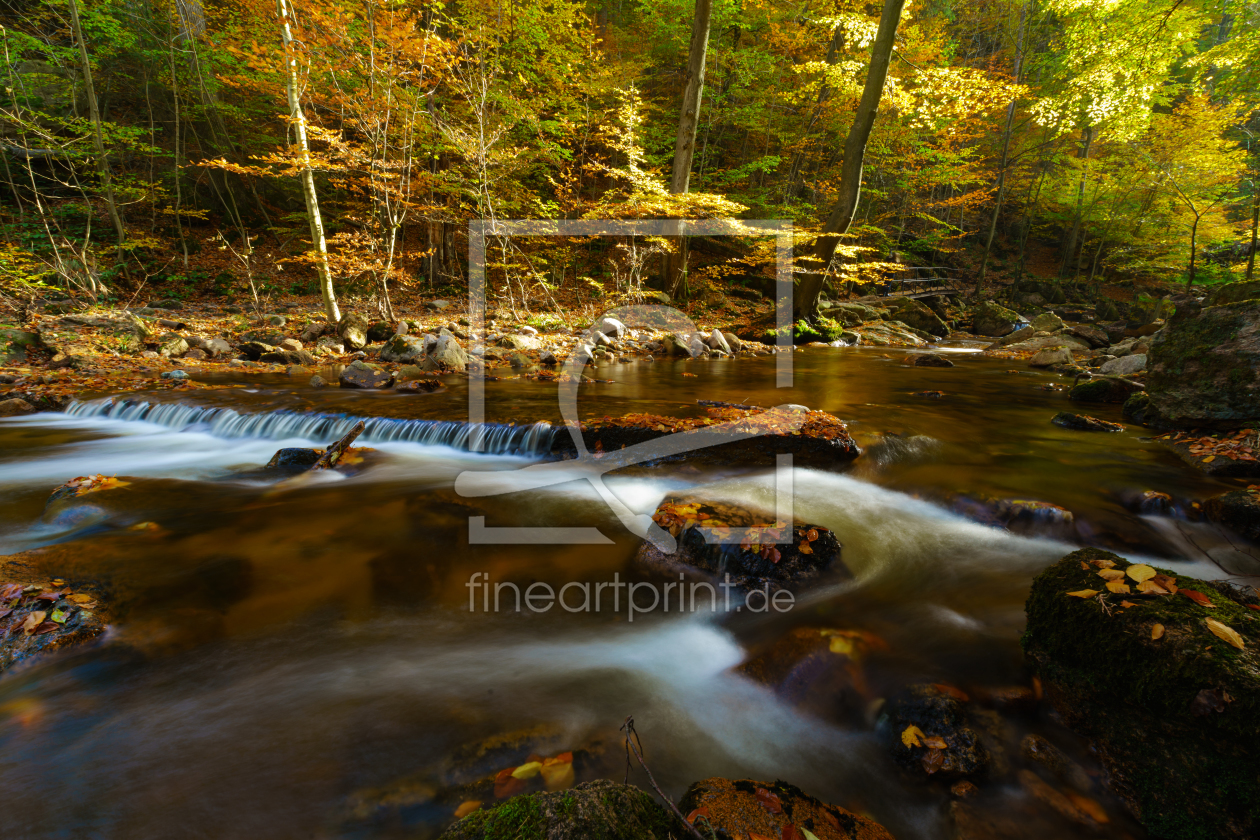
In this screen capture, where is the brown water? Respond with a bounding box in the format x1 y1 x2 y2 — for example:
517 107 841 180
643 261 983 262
0 346 1253 839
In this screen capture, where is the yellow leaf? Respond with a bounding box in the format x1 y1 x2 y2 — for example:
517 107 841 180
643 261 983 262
1204 618 1245 650
1067 589 1099 598
511 761 542 779
1097 569 1126 581
1152 624 1165 640
801 831 822 840
1203 456 1216 463
901 725 924 747
454 801 482 818
1105 580 1131 594
1126 564 1157 583
1137 580 1169 595
540 761 574 791
829 636 855 657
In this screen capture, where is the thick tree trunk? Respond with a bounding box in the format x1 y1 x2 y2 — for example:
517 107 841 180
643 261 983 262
665 0 713 299
68 0 126 247
976 0 1029 296
277 0 340 323
794 0 907 320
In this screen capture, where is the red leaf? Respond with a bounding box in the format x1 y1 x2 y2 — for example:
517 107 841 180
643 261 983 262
0 583 22 601
1180 589 1215 608
685 807 710 824
755 787 783 814
782 824 803 840
493 767 526 799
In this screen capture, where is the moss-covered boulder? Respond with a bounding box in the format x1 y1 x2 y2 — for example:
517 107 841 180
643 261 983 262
1208 280 1260 306
972 301 1021 337
1023 548 1260 840
678 777 894 840
1069 376 1144 404
439 779 679 840
887 298 949 337
1204 489 1260 543
1146 300 1260 428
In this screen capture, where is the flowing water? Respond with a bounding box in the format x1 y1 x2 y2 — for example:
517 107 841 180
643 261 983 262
0 347 1254 838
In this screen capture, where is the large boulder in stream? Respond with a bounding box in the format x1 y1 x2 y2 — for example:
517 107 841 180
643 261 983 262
1146 300 1260 428
439 779 678 840
678 777 895 840
551 405 861 468
1204 489 1260 543
888 298 949 338
1069 376 1144 404
340 360 395 389
1023 548 1260 839
972 301 1021 337
635 496 848 596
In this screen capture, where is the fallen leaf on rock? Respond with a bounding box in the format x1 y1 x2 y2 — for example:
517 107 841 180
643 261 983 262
510 761 542 780
1105 580 1131 594
806 528 818 542
1152 624 1165 640
453 801 481 818
69 594 93 604
901 724 925 747
1120 600 1140 608
755 787 783 814
800 829 823 840
1180 589 1215 608
685 807 711 824
1152 574 1178 593
50 609 67 624
1097 569 1125 581
1067 589 1100 598
923 736 948 749
1067 793 1109 824
493 767 526 799
22 611 45 634
1089 558 1116 569
1205 618 1246 650
0 583 22 601
540 754 574 791
1137 580 1169 595
1126 564 1156 582
922 748 945 774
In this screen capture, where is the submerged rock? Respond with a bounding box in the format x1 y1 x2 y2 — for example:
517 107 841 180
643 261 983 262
0 576 108 674
914 353 954 368
678 777 894 840
1023 548 1260 839
1051 412 1123 432
884 684 990 780
440 779 677 840
1069 376 1143 404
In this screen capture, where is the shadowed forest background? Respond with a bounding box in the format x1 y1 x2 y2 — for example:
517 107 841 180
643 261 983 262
0 0 1257 321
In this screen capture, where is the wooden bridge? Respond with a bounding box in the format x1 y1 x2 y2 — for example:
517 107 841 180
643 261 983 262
875 266 969 300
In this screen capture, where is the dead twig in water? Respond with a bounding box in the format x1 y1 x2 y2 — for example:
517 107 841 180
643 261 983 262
620 716 707 840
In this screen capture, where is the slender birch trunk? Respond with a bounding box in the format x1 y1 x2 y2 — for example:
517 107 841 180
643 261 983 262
68 0 126 247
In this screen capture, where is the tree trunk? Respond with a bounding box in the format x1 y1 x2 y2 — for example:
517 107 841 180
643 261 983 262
665 0 713 299
277 0 340 323
1247 187 1258 283
1059 124 1093 278
68 0 126 247
1187 212 1199 292
976 0 1029 296
794 0 907 320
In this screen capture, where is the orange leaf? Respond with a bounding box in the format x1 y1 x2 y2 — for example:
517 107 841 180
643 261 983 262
1180 589 1215 608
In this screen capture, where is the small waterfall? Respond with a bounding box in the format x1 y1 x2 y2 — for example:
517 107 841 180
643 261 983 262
66 398 556 456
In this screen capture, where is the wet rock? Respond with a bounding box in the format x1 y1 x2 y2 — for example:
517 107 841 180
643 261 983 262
736 626 883 725
1052 412 1123 432
396 378 443 394
505 351 531 368
1100 353 1145 375
915 353 954 368
884 684 990 780
705 328 732 355
1069 324 1110 348
160 369 190 381
339 360 395 389
1147 300 1260 428
663 332 691 356
159 335 189 358
592 316 626 338
379 334 427 363
1029 312 1065 332
972 300 1021 337
238 340 276 360
1020 734 1092 794
635 496 848 595
1028 347 1071 367
0 398 37 417
299 321 329 343
687 335 709 357
424 333 469 371
309 375 328 388
199 337 230 358
339 312 370 349
1069 376 1143 404
1024 548 1260 839
679 777 894 840
0 577 108 674
987 326 1035 348
725 331 744 353
265 448 322 470
1203 490 1260 543
440 779 677 840
259 349 317 366
1017 770 1103 827
553 406 862 468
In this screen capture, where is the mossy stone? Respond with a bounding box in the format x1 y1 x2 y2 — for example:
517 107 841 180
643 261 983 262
1023 548 1260 840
